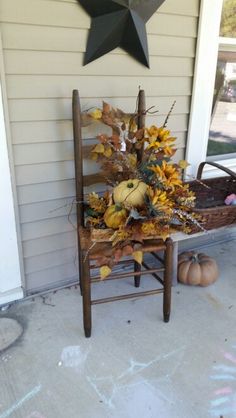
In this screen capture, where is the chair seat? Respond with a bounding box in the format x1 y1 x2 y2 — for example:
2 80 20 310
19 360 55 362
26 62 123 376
79 226 167 260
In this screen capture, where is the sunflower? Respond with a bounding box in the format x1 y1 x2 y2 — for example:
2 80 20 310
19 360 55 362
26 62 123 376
150 161 182 190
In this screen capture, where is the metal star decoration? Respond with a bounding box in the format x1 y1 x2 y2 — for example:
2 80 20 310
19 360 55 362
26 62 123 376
78 0 166 68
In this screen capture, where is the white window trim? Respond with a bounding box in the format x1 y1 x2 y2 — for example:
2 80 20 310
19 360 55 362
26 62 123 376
185 0 226 180
0 34 24 305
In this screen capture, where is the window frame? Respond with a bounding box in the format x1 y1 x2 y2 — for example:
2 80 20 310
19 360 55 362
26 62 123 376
185 0 236 179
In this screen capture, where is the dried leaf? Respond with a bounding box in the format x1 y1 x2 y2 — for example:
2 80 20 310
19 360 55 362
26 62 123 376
91 152 98 161
96 257 110 267
100 265 112 280
133 251 143 265
114 248 123 263
97 134 109 144
93 143 105 154
122 245 133 256
129 208 146 220
135 128 144 140
90 108 102 120
102 101 110 113
178 160 190 169
104 146 112 158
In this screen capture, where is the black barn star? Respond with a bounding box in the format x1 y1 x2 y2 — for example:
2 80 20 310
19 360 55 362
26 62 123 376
78 0 166 67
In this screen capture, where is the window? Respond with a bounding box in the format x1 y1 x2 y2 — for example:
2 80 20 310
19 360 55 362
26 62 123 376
185 0 236 179
207 0 236 160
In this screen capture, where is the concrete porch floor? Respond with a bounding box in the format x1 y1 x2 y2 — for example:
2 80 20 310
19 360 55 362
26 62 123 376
0 240 236 418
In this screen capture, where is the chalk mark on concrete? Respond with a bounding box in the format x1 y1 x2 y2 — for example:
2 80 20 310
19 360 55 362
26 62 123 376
0 384 42 418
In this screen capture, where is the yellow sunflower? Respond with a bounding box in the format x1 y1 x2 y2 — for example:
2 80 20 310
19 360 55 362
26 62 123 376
150 161 182 190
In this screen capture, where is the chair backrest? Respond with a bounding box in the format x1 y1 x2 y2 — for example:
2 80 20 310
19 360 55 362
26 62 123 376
72 89 146 228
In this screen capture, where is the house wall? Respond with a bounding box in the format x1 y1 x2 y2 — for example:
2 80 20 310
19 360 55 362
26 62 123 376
0 0 200 293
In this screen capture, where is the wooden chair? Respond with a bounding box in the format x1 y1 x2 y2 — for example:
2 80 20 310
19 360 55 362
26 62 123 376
72 89 173 337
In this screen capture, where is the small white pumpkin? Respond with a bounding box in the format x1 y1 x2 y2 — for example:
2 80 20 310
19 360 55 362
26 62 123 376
113 179 148 207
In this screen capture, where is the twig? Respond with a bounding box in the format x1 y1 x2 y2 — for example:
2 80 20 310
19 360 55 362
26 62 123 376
67 198 77 231
163 101 176 128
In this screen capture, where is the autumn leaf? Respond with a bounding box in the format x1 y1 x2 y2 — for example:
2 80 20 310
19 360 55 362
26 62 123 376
102 101 110 113
97 134 109 144
114 248 123 263
104 146 113 158
96 257 110 267
135 128 145 140
122 245 133 256
133 251 143 265
93 143 105 154
178 160 190 169
90 152 98 161
100 265 112 280
90 108 102 120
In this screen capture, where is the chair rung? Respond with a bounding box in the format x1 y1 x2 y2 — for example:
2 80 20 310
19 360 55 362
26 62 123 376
90 259 133 269
91 267 164 282
91 288 164 305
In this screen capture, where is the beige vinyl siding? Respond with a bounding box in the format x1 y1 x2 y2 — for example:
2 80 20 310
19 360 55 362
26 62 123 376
0 0 200 293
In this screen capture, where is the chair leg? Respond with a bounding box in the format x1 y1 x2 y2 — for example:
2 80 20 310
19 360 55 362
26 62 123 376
163 238 173 323
81 252 92 337
78 250 83 296
134 261 141 287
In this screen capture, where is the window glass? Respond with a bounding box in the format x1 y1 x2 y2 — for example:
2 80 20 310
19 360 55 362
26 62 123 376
207 0 236 158
220 0 236 38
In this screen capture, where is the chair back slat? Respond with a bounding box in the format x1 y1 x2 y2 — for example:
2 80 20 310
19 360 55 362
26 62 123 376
136 89 146 163
73 89 84 226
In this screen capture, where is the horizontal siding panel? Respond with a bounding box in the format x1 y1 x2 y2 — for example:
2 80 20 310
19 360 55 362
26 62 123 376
1 24 196 57
19 197 76 223
15 159 99 184
158 0 199 16
21 214 77 241
6 75 193 99
8 96 190 123
148 15 198 37
49 0 200 17
17 179 75 204
11 120 73 143
11 115 188 145
4 51 193 77
11 119 111 143
26 262 78 293
14 141 74 165
24 247 77 274
0 0 89 28
0 0 198 35
15 161 75 185
23 231 76 258
16 135 186 187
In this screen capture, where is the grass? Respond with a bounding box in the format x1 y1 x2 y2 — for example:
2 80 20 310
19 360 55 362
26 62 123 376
207 139 236 156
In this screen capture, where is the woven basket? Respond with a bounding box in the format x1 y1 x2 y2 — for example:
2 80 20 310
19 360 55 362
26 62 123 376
187 162 236 233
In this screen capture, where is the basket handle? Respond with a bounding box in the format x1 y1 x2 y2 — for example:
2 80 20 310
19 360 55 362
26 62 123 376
197 161 236 180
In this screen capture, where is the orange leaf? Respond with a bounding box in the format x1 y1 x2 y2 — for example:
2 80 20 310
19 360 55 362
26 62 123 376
122 245 133 256
114 248 123 263
102 101 110 113
135 128 144 140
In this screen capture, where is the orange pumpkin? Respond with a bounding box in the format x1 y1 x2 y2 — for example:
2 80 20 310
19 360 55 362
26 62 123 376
178 251 219 286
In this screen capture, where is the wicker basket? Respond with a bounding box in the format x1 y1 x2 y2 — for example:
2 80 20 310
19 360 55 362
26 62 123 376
188 162 236 233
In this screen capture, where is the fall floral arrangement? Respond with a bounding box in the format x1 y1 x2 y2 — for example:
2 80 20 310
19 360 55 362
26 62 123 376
83 99 200 278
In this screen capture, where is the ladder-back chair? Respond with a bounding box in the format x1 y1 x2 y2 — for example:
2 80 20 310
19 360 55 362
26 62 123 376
72 89 173 338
